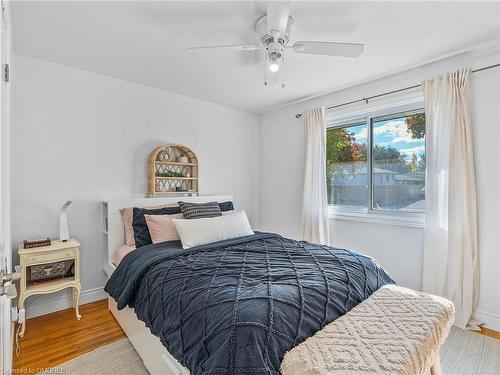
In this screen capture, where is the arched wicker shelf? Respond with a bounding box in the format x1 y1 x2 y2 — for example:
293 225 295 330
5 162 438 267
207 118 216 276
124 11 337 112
147 144 199 197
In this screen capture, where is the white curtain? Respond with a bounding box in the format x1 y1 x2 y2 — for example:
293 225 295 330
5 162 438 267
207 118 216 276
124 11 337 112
301 107 330 245
422 68 479 329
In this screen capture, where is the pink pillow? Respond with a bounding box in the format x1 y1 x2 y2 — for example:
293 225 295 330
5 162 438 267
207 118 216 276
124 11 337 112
145 213 183 244
114 244 136 266
120 208 136 245
120 203 178 246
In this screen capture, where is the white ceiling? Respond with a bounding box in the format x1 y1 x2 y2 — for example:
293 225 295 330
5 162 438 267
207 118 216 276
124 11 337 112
11 1 500 113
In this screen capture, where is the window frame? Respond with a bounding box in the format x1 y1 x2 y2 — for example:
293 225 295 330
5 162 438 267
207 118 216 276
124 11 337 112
326 101 425 228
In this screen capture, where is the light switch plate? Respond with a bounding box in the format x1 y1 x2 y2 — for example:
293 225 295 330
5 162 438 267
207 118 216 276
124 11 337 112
11 306 18 322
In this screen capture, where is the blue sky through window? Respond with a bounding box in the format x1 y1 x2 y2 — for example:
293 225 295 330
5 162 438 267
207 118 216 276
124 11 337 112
351 116 425 161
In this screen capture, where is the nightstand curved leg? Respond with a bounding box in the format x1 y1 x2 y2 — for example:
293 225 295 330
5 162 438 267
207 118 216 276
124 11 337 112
73 286 81 320
18 295 26 337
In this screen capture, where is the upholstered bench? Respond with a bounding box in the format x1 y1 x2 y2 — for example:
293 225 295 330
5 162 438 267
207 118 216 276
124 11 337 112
281 285 454 375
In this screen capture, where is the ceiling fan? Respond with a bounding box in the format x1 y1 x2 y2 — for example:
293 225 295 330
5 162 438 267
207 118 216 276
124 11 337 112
187 1 365 87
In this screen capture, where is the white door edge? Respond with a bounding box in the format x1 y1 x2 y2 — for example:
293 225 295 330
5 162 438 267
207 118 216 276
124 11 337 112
0 0 13 372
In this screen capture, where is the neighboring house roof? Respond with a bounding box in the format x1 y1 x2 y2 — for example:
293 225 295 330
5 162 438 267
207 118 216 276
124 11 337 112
332 164 399 175
374 167 398 175
394 172 425 182
400 199 425 211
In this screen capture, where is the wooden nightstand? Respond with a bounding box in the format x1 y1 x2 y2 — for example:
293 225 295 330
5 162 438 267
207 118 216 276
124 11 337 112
18 239 81 336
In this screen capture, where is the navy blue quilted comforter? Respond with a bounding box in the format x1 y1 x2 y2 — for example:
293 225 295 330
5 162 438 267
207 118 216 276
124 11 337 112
105 232 394 374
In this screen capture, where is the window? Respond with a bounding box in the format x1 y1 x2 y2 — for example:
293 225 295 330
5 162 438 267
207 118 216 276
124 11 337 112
327 122 368 209
326 108 426 215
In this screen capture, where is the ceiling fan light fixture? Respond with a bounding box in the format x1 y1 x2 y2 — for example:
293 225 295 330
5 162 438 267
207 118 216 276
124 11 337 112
266 41 283 74
185 4 365 89
269 61 280 72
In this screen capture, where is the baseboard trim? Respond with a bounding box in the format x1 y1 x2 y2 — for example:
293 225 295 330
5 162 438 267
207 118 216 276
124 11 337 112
25 287 107 319
473 309 500 332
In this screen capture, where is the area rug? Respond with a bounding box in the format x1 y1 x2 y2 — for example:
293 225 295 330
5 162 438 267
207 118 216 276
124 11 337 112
440 327 500 374
46 327 499 374
44 338 149 375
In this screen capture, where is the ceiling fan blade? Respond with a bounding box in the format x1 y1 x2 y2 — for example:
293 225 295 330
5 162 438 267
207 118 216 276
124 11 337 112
188 44 261 51
266 1 292 35
292 41 365 57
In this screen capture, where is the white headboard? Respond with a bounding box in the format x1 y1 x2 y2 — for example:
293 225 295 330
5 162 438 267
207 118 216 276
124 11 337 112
103 195 233 274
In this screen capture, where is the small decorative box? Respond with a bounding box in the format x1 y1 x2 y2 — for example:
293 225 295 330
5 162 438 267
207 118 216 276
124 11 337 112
30 261 66 281
23 238 51 249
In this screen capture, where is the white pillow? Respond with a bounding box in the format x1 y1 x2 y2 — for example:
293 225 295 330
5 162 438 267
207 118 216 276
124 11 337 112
172 210 254 249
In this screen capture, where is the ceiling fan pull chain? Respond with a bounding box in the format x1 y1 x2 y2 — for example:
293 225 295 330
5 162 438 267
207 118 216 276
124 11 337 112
263 47 268 86
281 54 286 89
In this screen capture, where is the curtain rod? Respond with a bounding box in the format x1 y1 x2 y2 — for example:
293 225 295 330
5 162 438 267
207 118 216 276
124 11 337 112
294 62 500 118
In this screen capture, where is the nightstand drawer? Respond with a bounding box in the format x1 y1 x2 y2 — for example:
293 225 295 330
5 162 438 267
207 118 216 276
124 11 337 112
26 249 76 265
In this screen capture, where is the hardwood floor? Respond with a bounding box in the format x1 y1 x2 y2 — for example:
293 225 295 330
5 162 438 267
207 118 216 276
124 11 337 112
13 299 125 372
479 326 500 340
12 298 500 373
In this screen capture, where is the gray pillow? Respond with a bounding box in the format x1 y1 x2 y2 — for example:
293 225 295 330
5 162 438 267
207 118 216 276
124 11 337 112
178 201 222 219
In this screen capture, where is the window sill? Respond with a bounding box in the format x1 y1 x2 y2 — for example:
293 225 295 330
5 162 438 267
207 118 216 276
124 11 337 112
329 209 425 229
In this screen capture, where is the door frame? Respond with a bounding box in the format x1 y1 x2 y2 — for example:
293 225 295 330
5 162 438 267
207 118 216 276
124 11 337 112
0 0 12 372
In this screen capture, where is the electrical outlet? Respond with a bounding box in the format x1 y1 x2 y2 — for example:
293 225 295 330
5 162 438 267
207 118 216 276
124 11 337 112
18 308 25 324
11 306 18 322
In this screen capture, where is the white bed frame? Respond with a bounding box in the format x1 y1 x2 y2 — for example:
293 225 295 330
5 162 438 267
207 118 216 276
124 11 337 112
103 195 233 375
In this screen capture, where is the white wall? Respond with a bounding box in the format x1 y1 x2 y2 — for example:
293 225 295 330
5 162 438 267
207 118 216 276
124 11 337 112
259 45 500 329
12 55 260 317
11 46 500 329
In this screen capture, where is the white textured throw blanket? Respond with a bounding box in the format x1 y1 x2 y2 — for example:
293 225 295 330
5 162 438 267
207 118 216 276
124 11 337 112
281 285 455 375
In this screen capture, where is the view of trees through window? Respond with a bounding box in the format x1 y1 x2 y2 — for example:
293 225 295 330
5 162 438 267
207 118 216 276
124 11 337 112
327 123 368 208
327 110 426 212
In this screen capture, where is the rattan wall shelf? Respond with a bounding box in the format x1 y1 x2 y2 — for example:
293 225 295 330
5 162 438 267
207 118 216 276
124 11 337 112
147 144 199 197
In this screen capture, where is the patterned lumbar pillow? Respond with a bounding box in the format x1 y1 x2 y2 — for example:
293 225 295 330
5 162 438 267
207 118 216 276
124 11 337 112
178 201 222 219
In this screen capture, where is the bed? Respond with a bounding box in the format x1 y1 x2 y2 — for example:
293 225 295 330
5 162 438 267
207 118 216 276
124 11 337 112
103 195 394 375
